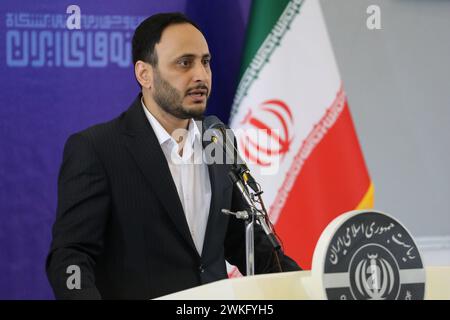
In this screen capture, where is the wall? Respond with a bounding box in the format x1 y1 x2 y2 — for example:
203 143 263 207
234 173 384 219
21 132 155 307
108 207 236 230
320 0 450 265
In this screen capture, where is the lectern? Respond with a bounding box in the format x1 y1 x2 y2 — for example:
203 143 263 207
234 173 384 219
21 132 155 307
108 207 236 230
158 210 450 300
157 267 450 300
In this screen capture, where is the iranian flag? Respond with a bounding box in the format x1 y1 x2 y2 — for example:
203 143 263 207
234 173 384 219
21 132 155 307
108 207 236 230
229 0 374 270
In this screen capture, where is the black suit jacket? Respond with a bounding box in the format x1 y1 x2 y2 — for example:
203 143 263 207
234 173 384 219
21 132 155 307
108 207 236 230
46 94 300 300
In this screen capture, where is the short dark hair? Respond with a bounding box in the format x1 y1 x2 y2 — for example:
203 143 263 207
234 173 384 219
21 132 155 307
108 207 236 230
132 12 201 66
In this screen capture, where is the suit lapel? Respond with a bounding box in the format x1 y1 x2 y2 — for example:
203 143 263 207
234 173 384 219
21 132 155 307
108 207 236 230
201 163 223 256
199 123 231 257
121 95 197 254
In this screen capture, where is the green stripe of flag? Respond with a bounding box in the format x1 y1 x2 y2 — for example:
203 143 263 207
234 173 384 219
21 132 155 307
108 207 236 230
239 0 291 80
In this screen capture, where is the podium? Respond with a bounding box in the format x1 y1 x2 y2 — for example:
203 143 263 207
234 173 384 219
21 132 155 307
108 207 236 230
158 267 450 300
159 210 450 300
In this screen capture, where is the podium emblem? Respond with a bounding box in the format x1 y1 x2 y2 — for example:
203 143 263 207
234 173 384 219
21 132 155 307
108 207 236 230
312 211 426 300
350 247 400 299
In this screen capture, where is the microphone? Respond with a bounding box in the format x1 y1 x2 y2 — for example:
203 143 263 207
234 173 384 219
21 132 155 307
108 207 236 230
203 116 281 252
202 116 259 192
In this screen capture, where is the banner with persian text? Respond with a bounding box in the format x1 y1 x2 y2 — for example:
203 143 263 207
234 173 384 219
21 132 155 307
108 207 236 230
0 0 251 299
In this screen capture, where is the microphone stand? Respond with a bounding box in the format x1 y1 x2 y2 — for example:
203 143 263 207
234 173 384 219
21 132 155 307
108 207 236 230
221 165 281 276
206 122 281 276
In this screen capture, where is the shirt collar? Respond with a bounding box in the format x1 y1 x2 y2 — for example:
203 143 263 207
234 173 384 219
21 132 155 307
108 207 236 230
141 98 201 149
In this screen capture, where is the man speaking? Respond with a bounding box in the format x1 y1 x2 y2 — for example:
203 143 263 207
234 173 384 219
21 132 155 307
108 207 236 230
46 12 300 300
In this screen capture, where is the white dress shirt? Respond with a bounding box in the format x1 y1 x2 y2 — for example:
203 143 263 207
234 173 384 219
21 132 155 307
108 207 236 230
142 100 211 255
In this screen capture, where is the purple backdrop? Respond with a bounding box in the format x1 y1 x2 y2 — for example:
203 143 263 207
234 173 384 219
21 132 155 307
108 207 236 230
0 0 251 299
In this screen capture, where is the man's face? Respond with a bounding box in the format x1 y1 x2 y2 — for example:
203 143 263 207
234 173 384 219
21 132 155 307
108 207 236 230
151 23 212 119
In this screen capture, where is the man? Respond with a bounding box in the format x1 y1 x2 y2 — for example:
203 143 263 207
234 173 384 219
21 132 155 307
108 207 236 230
46 12 300 300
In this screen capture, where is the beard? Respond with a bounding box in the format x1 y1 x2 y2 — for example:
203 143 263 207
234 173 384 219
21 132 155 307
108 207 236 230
152 68 209 120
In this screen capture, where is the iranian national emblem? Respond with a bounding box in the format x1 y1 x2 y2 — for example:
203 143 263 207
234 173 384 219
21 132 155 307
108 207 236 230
238 99 294 167
350 246 400 300
316 211 426 300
